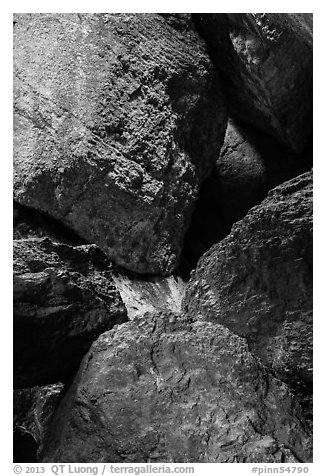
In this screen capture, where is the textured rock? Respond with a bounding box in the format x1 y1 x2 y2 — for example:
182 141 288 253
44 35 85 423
14 237 127 387
41 312 312 463
194 13 312 152
14 383 64 460
13 13 227 275
183 118 312 269
112 270 186 319
183 171 313 409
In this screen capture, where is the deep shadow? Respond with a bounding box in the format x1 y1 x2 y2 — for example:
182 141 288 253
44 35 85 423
13 428 38 463
181 117 312 274
13 201 88 246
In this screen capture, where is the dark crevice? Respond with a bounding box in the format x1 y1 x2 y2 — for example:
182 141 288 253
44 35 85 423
13 428 38 463
181 117 312 275
13 201 88 246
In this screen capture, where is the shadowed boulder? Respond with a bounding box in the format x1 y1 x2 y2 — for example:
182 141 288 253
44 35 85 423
41 313 312 463
194 13 312 152
14 237 128 387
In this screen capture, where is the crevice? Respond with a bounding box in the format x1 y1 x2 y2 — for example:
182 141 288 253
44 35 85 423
13 428 38 463
180 116 312 275
13 201 88 246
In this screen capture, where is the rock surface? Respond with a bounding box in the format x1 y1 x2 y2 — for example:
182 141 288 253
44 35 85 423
41 313 312 463
183 171 313 409
194 13 312 152
14 383 65 461
112 270 186 319
13 13 227 275
183 118 311 269
14 237 127 387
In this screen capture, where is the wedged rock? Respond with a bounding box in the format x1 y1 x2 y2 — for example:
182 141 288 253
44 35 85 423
13 13 227 275
14 237 128 387
182 118 311 269
14 383 64 461
194 13 312 152
41 312 312 463
112 270 186 319
183 171 313 410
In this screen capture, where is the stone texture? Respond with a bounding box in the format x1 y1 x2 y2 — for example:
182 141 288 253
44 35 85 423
194 13 312 152
14 237 128 387
14 383 64 461
13 13 227 275
112 270 186 319
182 118 312 269
41 313 312 463
183 171 313 410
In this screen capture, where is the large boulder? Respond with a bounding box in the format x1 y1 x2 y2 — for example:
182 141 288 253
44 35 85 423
194 13 312 152
13 13 227 275
14 383 64 462
182 118 311 268
14 237 128 387
183 171 313 409
41 312 312 463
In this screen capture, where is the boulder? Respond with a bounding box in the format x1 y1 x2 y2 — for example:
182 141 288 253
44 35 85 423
14 237 128 387
41 312 312 463
194 13 312 152
182 118 311 269
13 13 227 275
14 383 64 461
183 171 313 410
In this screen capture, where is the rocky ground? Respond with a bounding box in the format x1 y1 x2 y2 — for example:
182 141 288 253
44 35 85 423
13 13 313 463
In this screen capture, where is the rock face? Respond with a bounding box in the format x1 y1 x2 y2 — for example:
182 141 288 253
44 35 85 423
183 171 313 409
112 270 186 319
41 313 312 463
14 237 128 387
14 383 64 461
194 13 312 152
13 13 227 275
182 118 311 269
